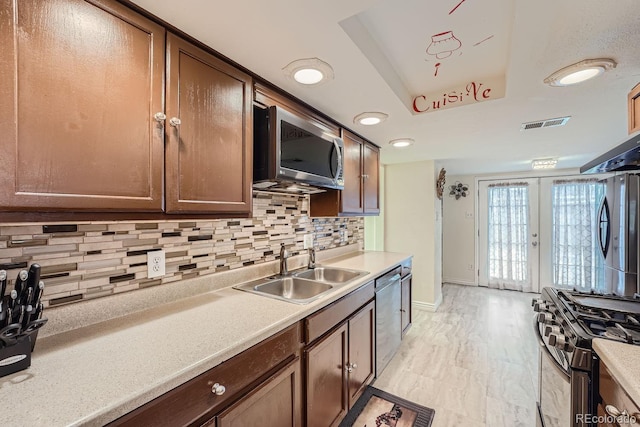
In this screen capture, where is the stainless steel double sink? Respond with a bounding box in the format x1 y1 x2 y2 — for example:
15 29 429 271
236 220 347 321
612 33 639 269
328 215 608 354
233 267 369 304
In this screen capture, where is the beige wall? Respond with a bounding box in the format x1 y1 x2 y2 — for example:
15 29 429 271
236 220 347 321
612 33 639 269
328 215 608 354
364 166 385 251
442 175 477 285
384 160 442 308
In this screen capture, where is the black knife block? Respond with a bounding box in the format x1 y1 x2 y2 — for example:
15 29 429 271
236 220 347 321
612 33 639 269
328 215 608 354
0 335 32 378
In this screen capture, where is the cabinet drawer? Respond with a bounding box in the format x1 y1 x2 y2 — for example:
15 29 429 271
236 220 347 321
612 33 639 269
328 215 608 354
110 322 302 427
599 362 640 424
305 281 374 344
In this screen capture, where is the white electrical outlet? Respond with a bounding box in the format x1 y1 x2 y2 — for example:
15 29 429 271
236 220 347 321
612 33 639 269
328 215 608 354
303 234 314 249
147 250 166 278
467 263 474 271
465 212 474 219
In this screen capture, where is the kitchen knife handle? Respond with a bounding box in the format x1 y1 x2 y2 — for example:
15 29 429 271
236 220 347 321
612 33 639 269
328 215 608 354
14 270 28 298
0 270 6 299
26 264 41 305
31 281 44 309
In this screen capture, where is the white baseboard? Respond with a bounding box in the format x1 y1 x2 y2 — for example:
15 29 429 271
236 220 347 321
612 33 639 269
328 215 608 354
413 293 443 312
442 278 477 286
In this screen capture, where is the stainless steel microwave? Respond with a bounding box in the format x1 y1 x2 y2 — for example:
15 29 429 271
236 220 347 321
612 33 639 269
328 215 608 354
253 105 344 194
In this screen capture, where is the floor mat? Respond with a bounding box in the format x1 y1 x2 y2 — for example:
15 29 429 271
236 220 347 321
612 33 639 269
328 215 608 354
339 386 435 427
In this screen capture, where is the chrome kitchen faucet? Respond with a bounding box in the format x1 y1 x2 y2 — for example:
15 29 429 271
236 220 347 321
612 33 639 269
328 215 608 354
279 243 289 276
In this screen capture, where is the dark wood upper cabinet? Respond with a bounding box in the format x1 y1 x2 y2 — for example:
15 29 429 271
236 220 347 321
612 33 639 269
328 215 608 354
362 143 380 215
629 82 640 134
309 130 380 217
0 0 165 212
165 33 252 214
341 132 364 213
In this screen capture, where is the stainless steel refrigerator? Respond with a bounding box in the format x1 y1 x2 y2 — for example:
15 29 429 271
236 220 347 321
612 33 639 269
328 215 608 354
598 174 640 296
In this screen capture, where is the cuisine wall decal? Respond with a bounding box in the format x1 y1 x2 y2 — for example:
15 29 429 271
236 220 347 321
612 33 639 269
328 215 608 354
412 77 506 114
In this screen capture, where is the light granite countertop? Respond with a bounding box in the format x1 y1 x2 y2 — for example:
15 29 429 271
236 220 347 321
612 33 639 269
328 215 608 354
593 338 640 406
0 248 411 427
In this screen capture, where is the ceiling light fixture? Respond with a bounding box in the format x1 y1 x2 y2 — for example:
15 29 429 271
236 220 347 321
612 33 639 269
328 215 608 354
354 112 388 126
544 58 616 87
283 58 334 86
389 138 414 148
531 158 558 170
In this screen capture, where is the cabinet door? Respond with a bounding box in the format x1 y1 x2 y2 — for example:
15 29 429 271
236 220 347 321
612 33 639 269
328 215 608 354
630 82 640 134
0 0 165 212
363 143 380 215
341 131 364 214
401 274 412 337
165 33 252 214
306 323 348 427
347 300 375 409
214 358 302 427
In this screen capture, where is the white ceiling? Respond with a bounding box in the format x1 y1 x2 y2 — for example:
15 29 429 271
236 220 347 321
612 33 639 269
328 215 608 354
132 0 640 175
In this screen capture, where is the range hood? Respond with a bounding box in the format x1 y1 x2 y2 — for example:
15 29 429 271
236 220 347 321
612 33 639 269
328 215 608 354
580 132 640 174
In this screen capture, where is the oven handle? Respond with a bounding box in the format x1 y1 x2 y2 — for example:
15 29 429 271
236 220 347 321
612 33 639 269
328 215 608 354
532 314 570 381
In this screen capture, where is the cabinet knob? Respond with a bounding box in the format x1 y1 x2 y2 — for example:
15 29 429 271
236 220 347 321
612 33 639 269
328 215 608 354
211 383 226 396
345 362 357 372
154 112 167 122
400 309 406 313
169 117 182 127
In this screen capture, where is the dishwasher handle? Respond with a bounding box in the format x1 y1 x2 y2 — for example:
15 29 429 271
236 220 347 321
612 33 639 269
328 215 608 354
375 274 401 292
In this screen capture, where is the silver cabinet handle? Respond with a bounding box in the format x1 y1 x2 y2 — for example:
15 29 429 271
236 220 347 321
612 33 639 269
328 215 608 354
211 383 226 396
532 241 538 247
351 363 357 369
169 117 181 127
154 112 167 122
345 362 357 372
362 174 369 179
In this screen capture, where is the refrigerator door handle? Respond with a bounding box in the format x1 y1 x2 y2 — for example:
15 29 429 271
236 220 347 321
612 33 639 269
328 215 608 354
598 197 611 259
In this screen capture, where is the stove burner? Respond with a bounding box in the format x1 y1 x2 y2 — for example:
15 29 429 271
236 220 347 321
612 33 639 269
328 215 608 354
550 288 640 346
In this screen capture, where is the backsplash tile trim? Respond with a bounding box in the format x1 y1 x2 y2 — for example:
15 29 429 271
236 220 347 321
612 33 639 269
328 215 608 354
0 193 364 307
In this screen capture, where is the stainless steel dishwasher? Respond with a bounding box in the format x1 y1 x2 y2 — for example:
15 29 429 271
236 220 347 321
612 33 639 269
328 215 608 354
375 266 402 377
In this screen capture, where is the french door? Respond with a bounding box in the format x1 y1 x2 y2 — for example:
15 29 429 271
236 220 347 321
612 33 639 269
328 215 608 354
478 176 607 293
478 179 539 292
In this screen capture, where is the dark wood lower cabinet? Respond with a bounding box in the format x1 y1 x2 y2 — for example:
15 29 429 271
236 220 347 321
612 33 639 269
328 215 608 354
211 357 302 427
305 323 349 427
109 323 301 427
401 274 412 337
347 301 375 408
305 300 376 427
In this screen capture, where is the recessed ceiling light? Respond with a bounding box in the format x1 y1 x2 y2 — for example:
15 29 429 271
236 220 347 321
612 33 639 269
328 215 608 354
531 158 558 169
544 59 616 87
354 112 388 126
389 138 414 148
283 58 334 86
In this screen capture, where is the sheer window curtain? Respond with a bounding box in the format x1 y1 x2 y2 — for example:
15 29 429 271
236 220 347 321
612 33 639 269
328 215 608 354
551 179 605 292
487 183 531 292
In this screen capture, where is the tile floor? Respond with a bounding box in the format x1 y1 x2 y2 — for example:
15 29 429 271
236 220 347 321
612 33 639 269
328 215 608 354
374 283 540 427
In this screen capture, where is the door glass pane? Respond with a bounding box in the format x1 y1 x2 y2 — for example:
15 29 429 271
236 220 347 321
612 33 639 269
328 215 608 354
551 181 606 292
487 185 530 286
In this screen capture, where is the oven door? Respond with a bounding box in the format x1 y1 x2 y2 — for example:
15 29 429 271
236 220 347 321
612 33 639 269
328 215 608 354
535 318 572 427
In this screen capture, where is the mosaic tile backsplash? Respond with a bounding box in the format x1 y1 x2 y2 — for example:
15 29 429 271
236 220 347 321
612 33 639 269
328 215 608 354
0 193 364 307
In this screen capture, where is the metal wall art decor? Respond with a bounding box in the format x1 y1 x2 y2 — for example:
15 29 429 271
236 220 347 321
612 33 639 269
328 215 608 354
449 181 469 199
436 168 446 200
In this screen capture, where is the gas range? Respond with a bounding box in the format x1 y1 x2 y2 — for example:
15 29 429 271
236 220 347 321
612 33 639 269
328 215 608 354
533 287 640 427
536 288 640 350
